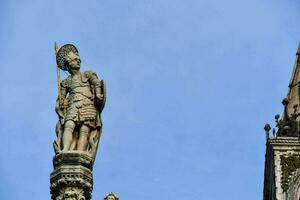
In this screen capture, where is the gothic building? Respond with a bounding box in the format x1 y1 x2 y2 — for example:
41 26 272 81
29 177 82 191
263 44 300 200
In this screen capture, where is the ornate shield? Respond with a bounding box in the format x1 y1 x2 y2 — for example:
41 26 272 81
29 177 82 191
99 80 106 112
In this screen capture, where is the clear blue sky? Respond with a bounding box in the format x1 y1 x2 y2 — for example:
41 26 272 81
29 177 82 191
0 1 299 200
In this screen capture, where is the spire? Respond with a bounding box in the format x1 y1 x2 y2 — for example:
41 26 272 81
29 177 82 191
286 43 300 116
266 44 300 138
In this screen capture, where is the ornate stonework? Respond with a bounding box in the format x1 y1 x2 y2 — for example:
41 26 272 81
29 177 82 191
50 152 93 200
281 155 300 191
287 168 300 200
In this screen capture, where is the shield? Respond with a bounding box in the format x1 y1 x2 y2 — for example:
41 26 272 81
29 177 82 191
99 80 106 112
90 79 106 160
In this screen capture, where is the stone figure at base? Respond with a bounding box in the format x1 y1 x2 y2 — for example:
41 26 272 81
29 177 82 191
53 43 106 160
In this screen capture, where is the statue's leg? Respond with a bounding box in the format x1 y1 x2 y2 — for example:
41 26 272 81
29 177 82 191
89 130 97 156
77 125 90 151
62 120 76 151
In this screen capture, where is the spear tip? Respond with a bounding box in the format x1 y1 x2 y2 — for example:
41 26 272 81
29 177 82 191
54 42 59 53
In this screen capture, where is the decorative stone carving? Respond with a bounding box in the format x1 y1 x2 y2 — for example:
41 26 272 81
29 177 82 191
281 155 300 191
275 98 299 137
287 168 300 200
56 188 86 200
50 152 93 200
264 123 271 139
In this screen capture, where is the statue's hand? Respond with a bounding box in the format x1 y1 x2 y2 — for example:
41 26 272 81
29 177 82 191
59 98 68 109
59 101 66 109
96 94 104 101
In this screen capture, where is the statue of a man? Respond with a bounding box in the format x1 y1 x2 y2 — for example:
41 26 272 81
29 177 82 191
53 44 106 158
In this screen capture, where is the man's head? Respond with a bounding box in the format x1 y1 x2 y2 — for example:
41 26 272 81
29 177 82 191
104 192 119 200
56 44 79 71
66 51 81 72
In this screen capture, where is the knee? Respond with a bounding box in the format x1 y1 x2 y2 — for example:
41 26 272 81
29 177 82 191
64 121 75 130
80 127 89 137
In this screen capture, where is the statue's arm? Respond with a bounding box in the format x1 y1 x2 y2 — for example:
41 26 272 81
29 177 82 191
86 71 103 102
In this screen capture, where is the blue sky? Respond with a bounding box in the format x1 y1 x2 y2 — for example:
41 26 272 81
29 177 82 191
0 0 299 199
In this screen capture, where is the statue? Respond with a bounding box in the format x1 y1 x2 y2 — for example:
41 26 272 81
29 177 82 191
50 43 110 200
104 192 119 200
53 43 106 159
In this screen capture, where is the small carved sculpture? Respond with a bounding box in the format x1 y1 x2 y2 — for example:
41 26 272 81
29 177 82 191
53 43 106 159
104 192 119 200
264 123 271 139
275 98 299 137
57 188 85 200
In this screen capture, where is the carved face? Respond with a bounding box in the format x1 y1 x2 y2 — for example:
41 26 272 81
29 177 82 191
66 51 81 71
106 195 116 200
63 191 77 200
60 188 85 200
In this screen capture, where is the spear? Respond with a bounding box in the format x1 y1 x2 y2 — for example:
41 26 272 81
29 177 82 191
54 42 61 107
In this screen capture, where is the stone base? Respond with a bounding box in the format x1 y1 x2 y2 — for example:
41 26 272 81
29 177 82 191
50 152 94 200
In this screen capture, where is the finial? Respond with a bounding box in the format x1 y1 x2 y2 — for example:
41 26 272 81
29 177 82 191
264 123 271 139
275 114 280 124
282 98 290 123
282 98 289 106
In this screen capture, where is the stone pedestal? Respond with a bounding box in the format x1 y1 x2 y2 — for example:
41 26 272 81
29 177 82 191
50 152 94 200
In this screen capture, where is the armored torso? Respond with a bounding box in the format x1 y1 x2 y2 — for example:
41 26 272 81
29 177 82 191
61 71 98 127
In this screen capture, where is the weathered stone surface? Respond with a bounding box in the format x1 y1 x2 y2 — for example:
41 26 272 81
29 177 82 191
52 152 93 169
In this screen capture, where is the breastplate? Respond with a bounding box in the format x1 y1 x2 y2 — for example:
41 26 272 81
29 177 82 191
69 75 93 99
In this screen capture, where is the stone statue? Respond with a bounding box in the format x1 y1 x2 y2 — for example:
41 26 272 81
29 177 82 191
50 43 110 200
104 192 119 200
53 43 106 159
